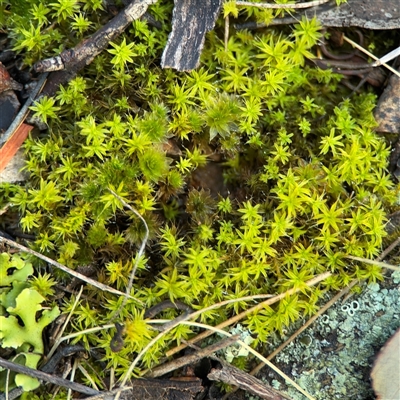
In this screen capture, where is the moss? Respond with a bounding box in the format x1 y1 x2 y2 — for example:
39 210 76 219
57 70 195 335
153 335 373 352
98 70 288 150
1 0 400 397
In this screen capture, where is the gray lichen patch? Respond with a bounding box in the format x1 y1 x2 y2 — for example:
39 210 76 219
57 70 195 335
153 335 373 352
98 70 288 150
251 271 400 400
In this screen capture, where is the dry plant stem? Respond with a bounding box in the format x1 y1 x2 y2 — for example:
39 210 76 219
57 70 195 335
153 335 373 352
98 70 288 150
179 322 315 400
376 237 400 261
56 324 115 345
250 280 358 377
224 278 358 399
77 364 101 391
47 286 84 361
166 271 331 357
0 237 138 301
107 189 149 322
343 35 400 78
67 358 78 400
235 0 330 9
116 276 328 400
373 45 400 67
0 72 48 146
225 16 229 52
146 335 241 378
0 357 100 397
77 387 132 400
345 255 400 271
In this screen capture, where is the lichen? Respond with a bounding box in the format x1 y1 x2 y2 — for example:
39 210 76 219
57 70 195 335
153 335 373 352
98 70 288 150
0 253 60 392
261 271 400 400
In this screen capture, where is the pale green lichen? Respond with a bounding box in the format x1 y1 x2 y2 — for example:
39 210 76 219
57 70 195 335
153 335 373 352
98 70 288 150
0 253 60 392
221 324 254 363
248 270 400 400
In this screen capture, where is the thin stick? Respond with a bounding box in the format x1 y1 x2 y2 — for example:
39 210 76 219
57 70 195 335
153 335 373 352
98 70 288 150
47 286 84 361
209 358 292 400
56 324 115 344
225 16 229 52
166 272 331 357
147 335 241 378
115 274 330 399
107 189 149 322
345 255 400 271
77 387 132 400
0 237 139 301
376 237 400 261
0 357 99 397
371 45 400 67
235 0 331 9
180 321 315 400
342 35 400 78
252 280 357 376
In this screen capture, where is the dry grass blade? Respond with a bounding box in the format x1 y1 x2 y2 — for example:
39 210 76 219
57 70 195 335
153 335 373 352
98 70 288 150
166 271 331 357
180 321 315 400
345 255 400 271
342 35 400 78
0 237 139 301
107 188 149 321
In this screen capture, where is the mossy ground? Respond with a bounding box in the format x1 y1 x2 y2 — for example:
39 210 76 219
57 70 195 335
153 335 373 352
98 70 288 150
247 270 400 400
1 0 400 398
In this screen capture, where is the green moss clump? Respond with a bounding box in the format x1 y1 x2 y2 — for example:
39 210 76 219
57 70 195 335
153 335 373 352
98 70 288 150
1 0 399 396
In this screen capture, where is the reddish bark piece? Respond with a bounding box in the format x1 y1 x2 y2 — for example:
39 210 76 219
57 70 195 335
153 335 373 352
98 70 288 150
0 123 33 173
161 0 223 71
0 62 23 93
371 328 400 400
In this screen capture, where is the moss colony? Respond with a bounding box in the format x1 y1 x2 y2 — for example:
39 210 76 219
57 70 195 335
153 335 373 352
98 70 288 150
1 0 399 397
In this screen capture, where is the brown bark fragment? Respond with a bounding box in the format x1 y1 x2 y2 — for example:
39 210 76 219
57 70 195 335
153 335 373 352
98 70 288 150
304 0 400 29
208 362 292 400
161 0 223 71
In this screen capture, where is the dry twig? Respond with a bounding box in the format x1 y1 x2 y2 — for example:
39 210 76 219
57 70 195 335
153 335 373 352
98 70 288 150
0 237 138 300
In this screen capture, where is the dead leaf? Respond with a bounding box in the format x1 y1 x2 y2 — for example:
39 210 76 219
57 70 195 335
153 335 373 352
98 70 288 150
370 327 400 400
0 123 33 173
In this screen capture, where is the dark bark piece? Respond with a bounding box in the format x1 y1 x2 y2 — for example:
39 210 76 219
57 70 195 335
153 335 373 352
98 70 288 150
303 0 400 29
374 70 400 134
207 361 292 400
238 0 400 30
0 91 20 133
91 379 204 400
0 357 99 398
161 0 223 71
